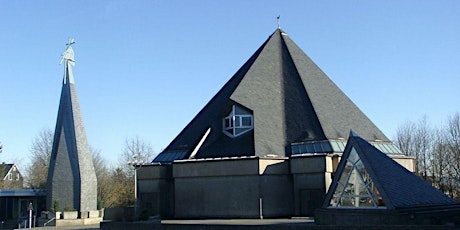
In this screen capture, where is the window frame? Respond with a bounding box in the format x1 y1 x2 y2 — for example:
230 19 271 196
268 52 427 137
329 148 384 208
222 105 253 138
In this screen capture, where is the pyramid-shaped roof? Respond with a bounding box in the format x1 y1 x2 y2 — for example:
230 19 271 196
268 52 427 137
154 29 390 163
324 131 457 209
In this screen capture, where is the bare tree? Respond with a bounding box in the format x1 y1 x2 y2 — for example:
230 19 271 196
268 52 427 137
116 136 155 207
91 148 119 208
446 112 460 198
25 128 118 206
396 121 416 156
118 136 155 174
414 116 434 180
395 112 460 200
431 129 449 193
26 128 54 188
24 130 157 207
395 116 434 180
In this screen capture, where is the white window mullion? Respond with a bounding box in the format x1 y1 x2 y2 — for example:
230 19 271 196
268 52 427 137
223 105 253 138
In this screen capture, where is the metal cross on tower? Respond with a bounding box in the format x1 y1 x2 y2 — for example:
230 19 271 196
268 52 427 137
277 15 281 29
60 38 76 65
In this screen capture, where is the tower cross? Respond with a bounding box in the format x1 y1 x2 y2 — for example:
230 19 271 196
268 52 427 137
66 38 76 47
60 38 76 65
277 15 281 29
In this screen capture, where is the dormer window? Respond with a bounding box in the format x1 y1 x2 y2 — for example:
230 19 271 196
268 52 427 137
223 105 253 138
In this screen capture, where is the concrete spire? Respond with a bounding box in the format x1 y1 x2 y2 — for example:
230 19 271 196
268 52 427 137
47 40 97 212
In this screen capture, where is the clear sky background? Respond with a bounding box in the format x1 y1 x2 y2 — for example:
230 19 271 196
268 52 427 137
1 1 459 171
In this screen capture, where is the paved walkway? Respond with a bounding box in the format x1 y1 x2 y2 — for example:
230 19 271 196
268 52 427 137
162 218 315 225
14 224 99 230
12 218 315 229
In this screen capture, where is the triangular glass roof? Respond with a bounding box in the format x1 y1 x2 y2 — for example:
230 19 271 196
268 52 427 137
324 131 457 210
329 147 385 208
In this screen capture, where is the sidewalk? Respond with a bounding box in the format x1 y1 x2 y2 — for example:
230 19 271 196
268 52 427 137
161 218 315 225
14 224 99 230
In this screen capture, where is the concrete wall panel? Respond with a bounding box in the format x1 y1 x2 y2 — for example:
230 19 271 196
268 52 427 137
174 176 260 218
137 165 171 180
260 174 293 217
292 172 327 216
290 156 326 174
392 157 416 172
173 159 259 178
137 165 174 218
259 159 289 174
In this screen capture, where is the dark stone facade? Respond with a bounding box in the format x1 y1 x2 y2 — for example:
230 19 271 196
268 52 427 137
46 51 97 212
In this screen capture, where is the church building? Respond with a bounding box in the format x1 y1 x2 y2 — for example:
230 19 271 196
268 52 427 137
137 28 414 218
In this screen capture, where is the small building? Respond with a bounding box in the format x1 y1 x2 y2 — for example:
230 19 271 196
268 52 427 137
1 163 46 227
0 189 46 227
0 163 24 189
316 131 460 225
137 28 415 219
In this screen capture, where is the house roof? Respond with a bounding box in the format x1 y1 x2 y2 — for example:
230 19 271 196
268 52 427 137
154 29 390 163
324 131 457 209
0 163 14 179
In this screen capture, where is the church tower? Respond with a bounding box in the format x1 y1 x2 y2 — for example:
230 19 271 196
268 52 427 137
46 39 97 212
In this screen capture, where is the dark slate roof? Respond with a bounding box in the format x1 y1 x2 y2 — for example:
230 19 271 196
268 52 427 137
47 47 97 211
0 163 14 179
325 131 457 209
154 29 390 163
48 57 95 178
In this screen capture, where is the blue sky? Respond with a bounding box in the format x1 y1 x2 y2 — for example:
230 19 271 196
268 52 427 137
1 1 459 170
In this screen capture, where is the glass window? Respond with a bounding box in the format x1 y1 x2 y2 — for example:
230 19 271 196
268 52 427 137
339 161 353 186
348 148 359 164
374 144 385 153
223 105 254 138
388 145 398 154
291 145 299 154
299 144 307 154
313 143 323 153
235 127 246 135
321 142 333 153
225 118 231 128
241 116 252 126
339 142 346 152
235 116 241 126
306 144 315 153
329 148 385 208
330 141 338 152
330 183 343 207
